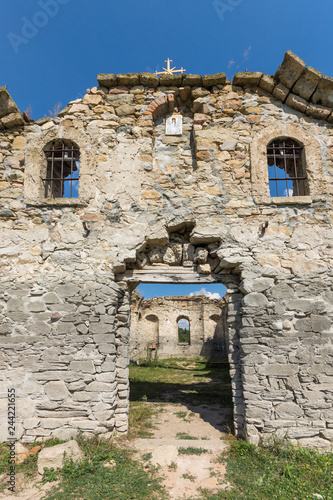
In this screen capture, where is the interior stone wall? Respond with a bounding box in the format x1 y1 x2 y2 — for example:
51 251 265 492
130 292 227 360
0 51 332 448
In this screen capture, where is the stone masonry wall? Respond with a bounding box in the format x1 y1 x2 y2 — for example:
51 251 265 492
0 51 332 448
130 292 227 360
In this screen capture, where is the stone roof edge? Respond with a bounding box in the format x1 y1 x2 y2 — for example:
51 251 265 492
97 72 227 89
97 51 333 123
233 51 333 123
0 86 25 130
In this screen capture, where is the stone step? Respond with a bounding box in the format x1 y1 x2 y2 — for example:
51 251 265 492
133 438 229 452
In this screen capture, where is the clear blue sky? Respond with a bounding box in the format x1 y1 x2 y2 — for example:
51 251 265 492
137 284 227 299
1 0 333 119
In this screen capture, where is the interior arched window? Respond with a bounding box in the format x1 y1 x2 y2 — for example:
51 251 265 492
43 140 80 198
178 317 190 344
267 138 308 197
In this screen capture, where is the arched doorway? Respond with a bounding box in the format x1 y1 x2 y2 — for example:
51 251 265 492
114 224 245 439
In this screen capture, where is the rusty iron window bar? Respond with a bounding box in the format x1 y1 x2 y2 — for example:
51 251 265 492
267 139 308 197
43 141 80 198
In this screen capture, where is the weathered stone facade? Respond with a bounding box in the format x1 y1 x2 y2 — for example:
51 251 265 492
130 292 227 360
0 51 333 448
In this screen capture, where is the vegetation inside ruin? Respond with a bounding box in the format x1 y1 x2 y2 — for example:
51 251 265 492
198 437 333 500
178 327 190 344
0 359 332 499
129 357 233 408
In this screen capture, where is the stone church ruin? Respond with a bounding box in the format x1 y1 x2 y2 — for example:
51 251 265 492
0 50 332 448
130 291 227 361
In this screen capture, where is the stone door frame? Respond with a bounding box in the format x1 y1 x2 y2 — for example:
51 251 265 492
116 265 245 437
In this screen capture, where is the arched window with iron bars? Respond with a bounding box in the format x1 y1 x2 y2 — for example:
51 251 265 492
267 138 309 197
43 140 80 198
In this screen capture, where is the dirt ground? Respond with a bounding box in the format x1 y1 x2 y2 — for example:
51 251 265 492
0 403 231 500
133 402 232 499
0 476 58 500
1 359 232 499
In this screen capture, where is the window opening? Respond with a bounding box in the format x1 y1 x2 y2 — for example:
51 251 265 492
43 141 80 198
178 317 190 344
267 139 308 197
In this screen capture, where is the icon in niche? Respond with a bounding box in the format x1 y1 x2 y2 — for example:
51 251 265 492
165 115 182 136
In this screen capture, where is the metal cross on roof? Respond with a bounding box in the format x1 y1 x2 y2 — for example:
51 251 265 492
155 58 186 76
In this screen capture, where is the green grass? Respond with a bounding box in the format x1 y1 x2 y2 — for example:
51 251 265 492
182 472 197 482
128 402 157 438
178 447 209 455
129 358 232 408
2 359 332 500
199 438 333 500
43 434 167 500
176 432 198 440
0 437 66 483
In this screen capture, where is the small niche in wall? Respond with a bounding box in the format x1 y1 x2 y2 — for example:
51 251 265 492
178 317 190 344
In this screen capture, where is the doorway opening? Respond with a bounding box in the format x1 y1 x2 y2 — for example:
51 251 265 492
128 282 235 446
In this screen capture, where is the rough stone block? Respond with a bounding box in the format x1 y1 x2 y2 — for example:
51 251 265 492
89 323 112 335
190 224 226 244
44 381 71 401
0 88 18 118
306 103 331 120
243 292 268 308
285 93 308 113
1 112 24 128
116 73 140 86
145 223 169 246
293 66 322 100
259 74 276 93
258 365 299 377
86 381 115 392
298 437 332 449
275 50 306 88
139 73 159 88
37 440 83 474
159 74 183 87
182 74 203 87
115 104 136 117
275 402 303 419
311 315 331 332
70 360 96 373
233 72 262 88
312 75 333 108
97 73 117 88
203 73 226 88
272 82 289 102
